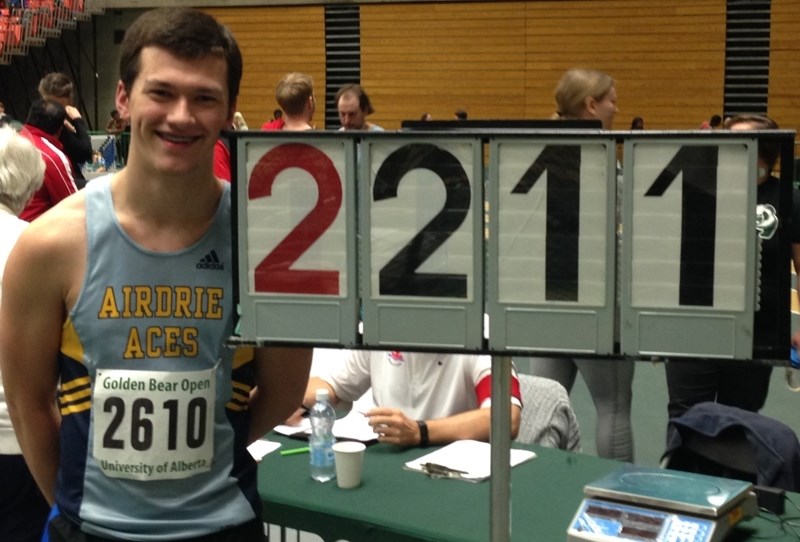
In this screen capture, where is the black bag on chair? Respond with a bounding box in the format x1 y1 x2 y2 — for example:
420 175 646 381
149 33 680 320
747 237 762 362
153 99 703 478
662 402 800 492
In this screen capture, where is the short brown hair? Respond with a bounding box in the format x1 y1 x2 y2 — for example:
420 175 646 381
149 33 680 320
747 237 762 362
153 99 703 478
725 114 780 169
38 72 74 104
276 73 314 116
335 83 374 115
119 8 242 106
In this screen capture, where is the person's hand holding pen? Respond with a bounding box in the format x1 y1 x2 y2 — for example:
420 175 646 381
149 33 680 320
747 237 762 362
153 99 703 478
364 407 421 447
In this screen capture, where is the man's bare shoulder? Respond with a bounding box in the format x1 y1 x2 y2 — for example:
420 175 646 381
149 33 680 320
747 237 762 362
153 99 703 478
15 191 87 262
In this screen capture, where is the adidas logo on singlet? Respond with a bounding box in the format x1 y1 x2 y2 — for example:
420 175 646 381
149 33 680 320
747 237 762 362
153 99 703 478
196 250 224 271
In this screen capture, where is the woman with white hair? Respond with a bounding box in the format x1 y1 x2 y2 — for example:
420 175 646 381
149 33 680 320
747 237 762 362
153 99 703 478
0 125 48 541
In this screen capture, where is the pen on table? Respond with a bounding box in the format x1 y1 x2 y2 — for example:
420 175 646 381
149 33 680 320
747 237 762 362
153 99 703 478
280 446 310 456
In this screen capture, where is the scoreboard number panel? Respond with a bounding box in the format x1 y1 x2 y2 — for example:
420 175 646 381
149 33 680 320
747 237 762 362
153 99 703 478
621 138 757 359
230 131 789 360
486 138 616 354
235 135 359 345
360 137 484 349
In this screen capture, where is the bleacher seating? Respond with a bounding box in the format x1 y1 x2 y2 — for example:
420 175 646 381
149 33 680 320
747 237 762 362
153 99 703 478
0 0 103 64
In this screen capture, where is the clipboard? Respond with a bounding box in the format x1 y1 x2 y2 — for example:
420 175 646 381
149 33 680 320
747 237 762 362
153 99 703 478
404 440 536 482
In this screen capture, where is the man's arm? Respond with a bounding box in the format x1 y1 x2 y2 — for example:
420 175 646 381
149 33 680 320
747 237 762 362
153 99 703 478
283 376 339 426
366 404 521 447
62 107 93 163
304 376 338 408
0 220 74 504
247 346 312 443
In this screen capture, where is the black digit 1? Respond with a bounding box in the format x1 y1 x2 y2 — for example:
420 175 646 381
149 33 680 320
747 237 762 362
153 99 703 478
103 397 125 449
511 145 581 302
373 143 471 297
645 145 718 307
163 399 178 450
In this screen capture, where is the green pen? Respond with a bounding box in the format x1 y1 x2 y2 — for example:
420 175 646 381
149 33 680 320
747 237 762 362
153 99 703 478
280 446 311 456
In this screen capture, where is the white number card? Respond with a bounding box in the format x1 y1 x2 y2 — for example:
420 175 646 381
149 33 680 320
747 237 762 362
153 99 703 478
92 367 216 481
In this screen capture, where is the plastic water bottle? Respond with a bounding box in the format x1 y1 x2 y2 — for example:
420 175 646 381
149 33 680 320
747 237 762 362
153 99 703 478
309 388 336 482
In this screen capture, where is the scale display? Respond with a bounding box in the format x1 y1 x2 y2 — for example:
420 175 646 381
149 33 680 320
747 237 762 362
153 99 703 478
568 465 758 542
569 498 717 542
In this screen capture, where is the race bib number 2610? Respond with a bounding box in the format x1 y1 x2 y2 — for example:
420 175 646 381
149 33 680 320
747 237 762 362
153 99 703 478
92 367 216 481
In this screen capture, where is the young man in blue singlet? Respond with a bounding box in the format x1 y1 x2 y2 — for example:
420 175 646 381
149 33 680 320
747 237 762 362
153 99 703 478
0 8 311 541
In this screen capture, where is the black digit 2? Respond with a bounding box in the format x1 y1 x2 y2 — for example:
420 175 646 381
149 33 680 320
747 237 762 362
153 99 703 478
512 145 581 301
645 145 718 307
373 143 471 297
102 397 125 449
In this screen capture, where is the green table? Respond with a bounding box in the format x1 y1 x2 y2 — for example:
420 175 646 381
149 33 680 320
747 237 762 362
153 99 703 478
258 434 799 541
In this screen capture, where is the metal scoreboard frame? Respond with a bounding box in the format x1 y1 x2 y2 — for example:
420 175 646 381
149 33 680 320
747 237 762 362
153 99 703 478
230 129 795 363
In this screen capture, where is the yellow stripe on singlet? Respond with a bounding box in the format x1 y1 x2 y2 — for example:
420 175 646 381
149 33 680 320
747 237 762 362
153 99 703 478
232 346 254 370
60 402 91 415
60 318 85 364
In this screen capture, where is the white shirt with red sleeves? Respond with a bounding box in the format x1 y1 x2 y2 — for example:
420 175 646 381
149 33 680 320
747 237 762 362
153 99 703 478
315 350 521 421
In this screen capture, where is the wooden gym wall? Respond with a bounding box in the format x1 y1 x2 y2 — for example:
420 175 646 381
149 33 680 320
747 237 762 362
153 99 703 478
206 1 796 134
361 0 725 130
203 6 326 129
770 0 800 135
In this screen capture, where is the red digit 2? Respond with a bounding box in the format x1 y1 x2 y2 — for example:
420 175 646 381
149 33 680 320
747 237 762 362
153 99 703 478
248 143 342 295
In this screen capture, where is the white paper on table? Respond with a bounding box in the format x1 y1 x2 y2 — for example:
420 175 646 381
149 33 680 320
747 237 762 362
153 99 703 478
273 418 311 437
404 439 536 483
247 439 281 462
273 411 379 443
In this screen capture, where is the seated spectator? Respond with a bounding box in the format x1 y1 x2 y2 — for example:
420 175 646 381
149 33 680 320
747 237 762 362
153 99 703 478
699 114 722 130
290 349 522 447
336 84 383 131
19 99 78 221
261 108 284 131
0 101 14 127
232 111 248 130
105 109 127 135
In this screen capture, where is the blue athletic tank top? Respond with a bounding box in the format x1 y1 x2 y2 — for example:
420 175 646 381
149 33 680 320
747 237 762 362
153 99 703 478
56 176 258 539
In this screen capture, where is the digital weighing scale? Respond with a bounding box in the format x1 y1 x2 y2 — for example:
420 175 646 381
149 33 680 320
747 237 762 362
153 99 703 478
567 465 759 542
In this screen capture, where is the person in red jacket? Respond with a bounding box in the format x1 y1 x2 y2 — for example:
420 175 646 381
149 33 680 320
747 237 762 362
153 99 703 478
19 99 78 221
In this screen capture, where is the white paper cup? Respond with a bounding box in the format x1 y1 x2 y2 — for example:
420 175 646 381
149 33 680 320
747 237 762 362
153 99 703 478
332 441 366 489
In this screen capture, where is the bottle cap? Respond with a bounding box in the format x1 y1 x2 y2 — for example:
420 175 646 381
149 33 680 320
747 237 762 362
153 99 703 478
315 388 329 402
